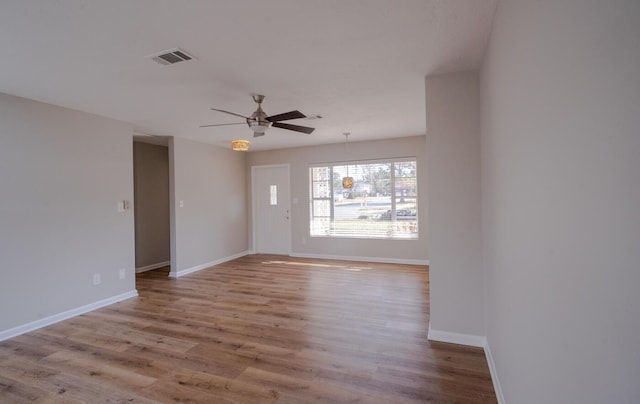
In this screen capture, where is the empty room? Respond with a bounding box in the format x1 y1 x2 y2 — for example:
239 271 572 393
1 1 639 403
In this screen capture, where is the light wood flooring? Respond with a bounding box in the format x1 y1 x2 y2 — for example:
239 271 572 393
0 254 497 403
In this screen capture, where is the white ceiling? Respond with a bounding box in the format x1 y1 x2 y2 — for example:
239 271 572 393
0 0 497 151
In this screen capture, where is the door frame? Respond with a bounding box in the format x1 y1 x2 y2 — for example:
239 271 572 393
251 163 292 254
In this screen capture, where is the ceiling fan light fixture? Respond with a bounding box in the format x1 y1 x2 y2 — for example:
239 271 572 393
249 120 271 137
231 140 250 151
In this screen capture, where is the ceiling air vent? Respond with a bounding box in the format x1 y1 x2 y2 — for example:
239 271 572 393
146 48 195 66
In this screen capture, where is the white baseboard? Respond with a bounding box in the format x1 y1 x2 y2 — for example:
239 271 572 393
170 250 252 278
136 260 170 273
0 290 138 342
289 252 429 266
427 323 505 404
483 340 506 404
427 323 486 347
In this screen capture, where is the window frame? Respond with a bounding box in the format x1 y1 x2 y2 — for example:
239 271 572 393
309 157 418 240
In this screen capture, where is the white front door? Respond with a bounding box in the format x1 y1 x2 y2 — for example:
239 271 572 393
252 165 291 255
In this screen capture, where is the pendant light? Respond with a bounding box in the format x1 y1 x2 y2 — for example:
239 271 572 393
342 133 354 189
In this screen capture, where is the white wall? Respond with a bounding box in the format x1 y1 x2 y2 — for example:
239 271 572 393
425 71 484 340
481 0 640 402
133 141 170 270
246 136 428 263
0 92 135 333
169 137 248 276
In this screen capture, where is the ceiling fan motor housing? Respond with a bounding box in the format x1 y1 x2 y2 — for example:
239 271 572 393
247 103 272 136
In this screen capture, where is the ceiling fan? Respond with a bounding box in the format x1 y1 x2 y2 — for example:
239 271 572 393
200 94 315 137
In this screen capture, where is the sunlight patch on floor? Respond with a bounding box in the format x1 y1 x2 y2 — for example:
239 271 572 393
262 260 371 271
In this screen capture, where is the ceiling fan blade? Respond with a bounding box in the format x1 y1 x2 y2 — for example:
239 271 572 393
266 110 306 122
199 122 246 128
210 108 249 119
272 122 315 134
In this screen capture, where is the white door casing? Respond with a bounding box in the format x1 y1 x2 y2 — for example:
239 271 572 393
252 164 291 255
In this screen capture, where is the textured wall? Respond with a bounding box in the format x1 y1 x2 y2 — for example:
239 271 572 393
170 137 248 275
0 92 135 332
426 71 484 338
481 1 640 402
133 142 170 269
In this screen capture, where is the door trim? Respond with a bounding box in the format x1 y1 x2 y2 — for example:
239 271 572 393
251 164 291 255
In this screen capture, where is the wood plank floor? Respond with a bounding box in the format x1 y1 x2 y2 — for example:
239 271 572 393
0 254 497 403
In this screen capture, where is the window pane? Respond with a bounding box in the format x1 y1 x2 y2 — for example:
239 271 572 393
393 161 418 237
312 181 330 198
270 185 277 205
310 217 330 235
312 200 330 217
311 166 330 181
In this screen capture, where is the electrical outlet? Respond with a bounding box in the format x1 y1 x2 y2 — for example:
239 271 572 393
119 268 125 280
93 273 101 286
